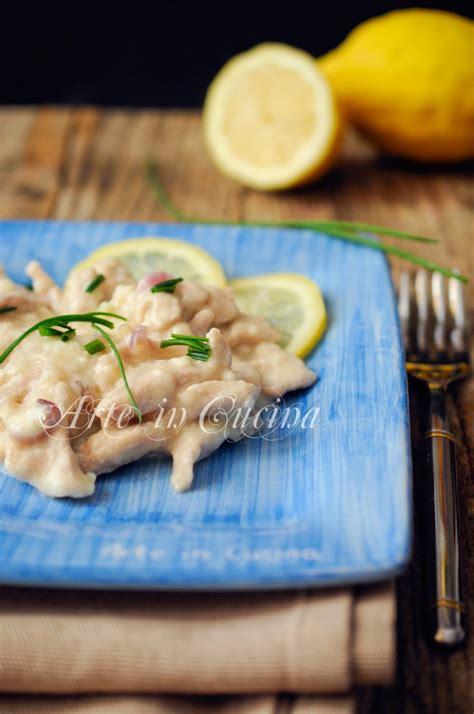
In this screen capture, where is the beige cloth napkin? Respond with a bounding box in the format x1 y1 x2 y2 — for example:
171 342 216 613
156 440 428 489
0 582 395 713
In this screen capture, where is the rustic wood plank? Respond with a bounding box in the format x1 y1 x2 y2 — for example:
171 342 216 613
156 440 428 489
0 109 36 217
52 107 100 218
0 108 71 219
0 107 472 713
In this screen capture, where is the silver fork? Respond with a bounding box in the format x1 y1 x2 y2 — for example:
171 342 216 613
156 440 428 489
398 269 470 647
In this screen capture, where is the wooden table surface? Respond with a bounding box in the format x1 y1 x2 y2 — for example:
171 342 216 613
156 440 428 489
0 107 472 713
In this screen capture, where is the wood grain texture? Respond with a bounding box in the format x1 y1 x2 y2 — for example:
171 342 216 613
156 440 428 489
0 107 472 713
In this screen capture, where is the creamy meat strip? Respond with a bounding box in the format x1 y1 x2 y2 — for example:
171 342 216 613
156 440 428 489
0 259 316 497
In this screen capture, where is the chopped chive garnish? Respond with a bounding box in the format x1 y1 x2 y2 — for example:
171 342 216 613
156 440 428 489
187 349 210 361
84 338 106 355
85 274 105 293
93 324 142 421
160 333 211 361
39 325 66 337
145 158 468 284
170 333 209 342
39 324 77 341
151 277 183 293
0 306 17 315
56 323 77 336
23 283 34 291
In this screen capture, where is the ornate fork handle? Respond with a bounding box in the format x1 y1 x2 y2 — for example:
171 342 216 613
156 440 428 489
400 269 469 648
424 383 464 645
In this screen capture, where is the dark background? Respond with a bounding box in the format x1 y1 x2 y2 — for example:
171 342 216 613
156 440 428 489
1 1 471 107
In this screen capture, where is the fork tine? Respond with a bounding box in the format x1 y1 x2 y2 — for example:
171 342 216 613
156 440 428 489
448 273 468 361
432 272 447 358
398 271 411 354
415 269 430 358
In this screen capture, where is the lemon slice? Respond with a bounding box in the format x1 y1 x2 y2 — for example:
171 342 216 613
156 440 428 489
71 237 226 287
229 273 326 357
203 43 343 191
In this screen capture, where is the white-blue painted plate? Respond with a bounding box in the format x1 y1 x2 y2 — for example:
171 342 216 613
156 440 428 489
0 220 411 589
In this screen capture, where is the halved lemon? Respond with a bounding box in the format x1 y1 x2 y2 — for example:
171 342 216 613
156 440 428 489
70 237 226 287
203 43 343 191
229 272 326 357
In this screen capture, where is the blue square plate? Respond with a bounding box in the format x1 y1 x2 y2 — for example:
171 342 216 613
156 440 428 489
0 220 411 589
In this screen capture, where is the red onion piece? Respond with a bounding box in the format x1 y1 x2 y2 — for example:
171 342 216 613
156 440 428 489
137 272 173 291
37 399 62 430
129 325 149 351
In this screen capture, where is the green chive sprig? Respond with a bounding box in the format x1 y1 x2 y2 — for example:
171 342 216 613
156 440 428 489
151 277 183 293
0 310 141 421
85 274 106 293
160 333 211 362
93 324 142 420
0 306 17 315
145 159 467 284
0 311 125 364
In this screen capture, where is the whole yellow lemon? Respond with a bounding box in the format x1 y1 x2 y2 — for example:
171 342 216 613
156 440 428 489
319 9 474 162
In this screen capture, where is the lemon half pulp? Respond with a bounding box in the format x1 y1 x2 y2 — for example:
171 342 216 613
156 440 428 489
203 43 342 190
229 272 327 357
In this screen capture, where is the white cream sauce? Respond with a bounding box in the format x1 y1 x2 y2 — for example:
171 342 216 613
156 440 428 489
0 259 316 497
